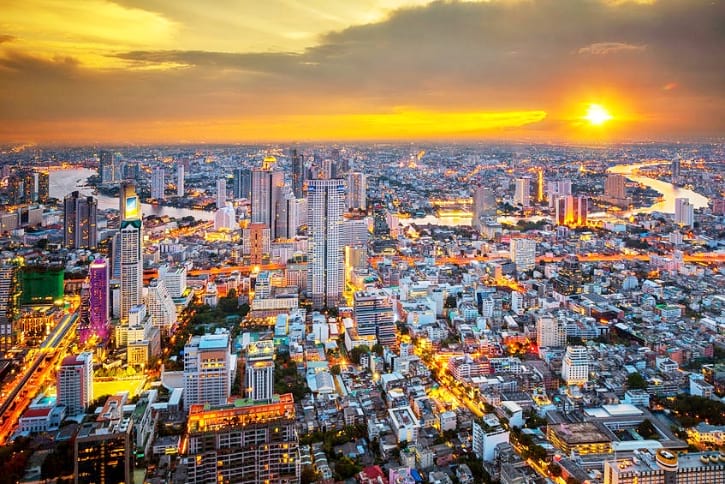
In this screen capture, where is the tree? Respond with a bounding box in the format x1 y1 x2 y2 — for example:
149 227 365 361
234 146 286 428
334 456 361 480
627 372 647 390
372 343 384 356
330 364 341 376
637 419 657 439
349 345 370 364
549 463 562 477
301 465 321 484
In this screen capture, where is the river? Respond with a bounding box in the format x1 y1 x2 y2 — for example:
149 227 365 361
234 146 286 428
49 168 215 221
608 162 709 215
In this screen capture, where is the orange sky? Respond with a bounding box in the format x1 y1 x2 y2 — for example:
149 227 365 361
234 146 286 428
0 0 723 143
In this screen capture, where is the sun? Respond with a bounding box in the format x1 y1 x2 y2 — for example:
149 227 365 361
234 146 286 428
584 104 613 125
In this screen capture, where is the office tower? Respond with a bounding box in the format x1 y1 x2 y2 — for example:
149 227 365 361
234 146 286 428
57 352 94 415
674 197 694 227
346 172 366 211
251 157 285 239
145 279 177 335
158 264 187 299
554 195 588 227
473 186 496 229
274 186 299 239
354 289 396 347
124 161 139 181
183 333 236 410
88 258 110 342
307 178 346 309
510 238 536 272
514 177 531 208
151 166 165 200
245 340 274 402
119 183 142 321
180 394 300 484
671 158 681 184
232 167 252 199
536 168 544 202
245 223 270 265
605 173 626 200
74 394 133 484
341 217 369 247
562 346 589 385
214 202 237 231
291 148 306 198
0 261 18 353
35 170 50 203
99 150 114 184
216 178 227 208
176 163 185 197
64 191 98 249
536 313 566 348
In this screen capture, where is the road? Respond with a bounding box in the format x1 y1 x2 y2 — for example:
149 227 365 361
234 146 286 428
0 311 78 444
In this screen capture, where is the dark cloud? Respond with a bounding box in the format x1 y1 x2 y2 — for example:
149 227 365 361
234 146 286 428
1 0 724 140
0 34 16 44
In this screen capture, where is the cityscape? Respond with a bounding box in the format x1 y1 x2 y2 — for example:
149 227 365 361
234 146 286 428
0 2 724 484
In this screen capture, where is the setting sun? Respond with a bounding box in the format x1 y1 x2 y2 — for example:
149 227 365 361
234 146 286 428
584 104 613 126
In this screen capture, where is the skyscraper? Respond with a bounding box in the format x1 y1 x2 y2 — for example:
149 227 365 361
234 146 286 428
354 289 396 347
151 166 165 200
177 163 185 197
605 173 626 200
510 238 536 272
57 352 94 415
0 261 19 353
216 178 227 208
99 150 114 184
145 279 177 335
346 172 366 211
64 191 98 249
536 313 566 348
34 170 50 203
88 258 109 342
232 167 251 199
244 340 274 402
291 148 306 198
675 197 694 227
554 195 588 227
245 223 270 265
514 177 531 208
473 186 496 229
119 182 142 322
536 168 545 203
307 178 346 309
183 333 236 410
671 158 681 184
251 157 284 239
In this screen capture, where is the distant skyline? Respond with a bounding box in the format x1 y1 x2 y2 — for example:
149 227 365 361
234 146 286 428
1 0 723 144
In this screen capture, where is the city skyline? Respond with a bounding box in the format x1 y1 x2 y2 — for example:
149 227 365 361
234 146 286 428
1 0 723 144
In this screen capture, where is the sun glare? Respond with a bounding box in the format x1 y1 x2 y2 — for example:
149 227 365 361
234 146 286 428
584 104 613 125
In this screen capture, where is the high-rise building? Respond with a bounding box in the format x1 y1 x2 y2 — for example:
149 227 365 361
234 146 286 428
473 186 497 229
64 191 98 249
179 394 300 484
536 168 545 202
0 261 19 353
472 415 510 462
88 258 110 342
151 166 165 200
675 197 694 227
145 279 177 335
510 238 536 272
216 178 227 208
232 167 252 199
158 264 187 299
244 340 274 402
671 158 681 185
119 183 143 322
291 148 306 198
35 170 50 203
251 157 284 239
514 177 531 208
275 186 298 239
554 195 588 227
536 313 566 348
307 178 346 309
176 163 185 197
183 333 236 410
74 393 134 484
562 346 589 385
214 202 237 231
57 352 93 415
245 223 270 265
346 172 366 211
99 150 115 184
605 173 626 200
354 289 396 347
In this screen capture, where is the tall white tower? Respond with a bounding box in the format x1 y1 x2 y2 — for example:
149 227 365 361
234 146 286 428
514 177 531 208
307 178 346 309
151 166 165 200
674 197 694 227
216 178 227 208
177 164 185 197
119 182 142 322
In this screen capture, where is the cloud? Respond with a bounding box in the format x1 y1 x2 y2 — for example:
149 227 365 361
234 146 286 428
1 0 724 142
578 42 647 55
0 35 16 44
